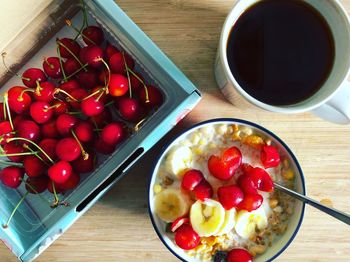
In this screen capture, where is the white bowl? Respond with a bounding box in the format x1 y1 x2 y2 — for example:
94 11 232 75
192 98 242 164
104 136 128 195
148 118 306 262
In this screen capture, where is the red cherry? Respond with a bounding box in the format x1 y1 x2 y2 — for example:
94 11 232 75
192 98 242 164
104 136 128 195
41 120 59 138
82 26 104 46
60 79 80 92
63 58 80 75
48 160 72 184
108 74 129 97
57 38 81 59
39 138 58 162
105 42 119 59
17 120 41 142
52 100 69 116
0 121 14 145
74 121 94 143
174 224 200 250
237 175 257 194
56 113 77 136
30 101 53 124
25 176 49 194
0 166 24 188
94 137 116 154
0 103 5 121
244 166 274 193
43 57 62 79
217 185 244 210
227 248 253 262
109 52 134 74
193 180 213 201
22 68 47 88
80 45 104 68
130 72 144 91
56 171 80 190
90 109 112 128
56 137 81 162
69 88 88 109
3 142 25 162
7 86 32 114
101 122 125 146
208 146 242 180
117 97 145 122
13 115 27 129
23 155 47 177
72 152 95 174
138 85 163 109
237 193 263 212
261 145 281 169
75 67 98 89
98 69 110 85
181 169 204 191
81 97 104 117
171 217 190 233
33 82 55 102
91 86 110 104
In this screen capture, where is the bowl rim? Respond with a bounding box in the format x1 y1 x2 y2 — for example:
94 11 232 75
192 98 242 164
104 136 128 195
148 118 306 262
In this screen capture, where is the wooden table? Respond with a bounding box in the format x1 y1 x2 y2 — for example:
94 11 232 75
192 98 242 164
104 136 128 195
1 0 350 261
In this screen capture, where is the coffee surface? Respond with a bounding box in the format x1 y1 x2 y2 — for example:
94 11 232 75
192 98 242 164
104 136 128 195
227 0 335 106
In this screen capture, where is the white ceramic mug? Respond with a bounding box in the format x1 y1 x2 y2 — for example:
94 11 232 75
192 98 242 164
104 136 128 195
215 0 350 124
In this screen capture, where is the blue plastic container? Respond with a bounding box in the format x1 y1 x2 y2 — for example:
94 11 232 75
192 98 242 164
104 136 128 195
0 1 201 261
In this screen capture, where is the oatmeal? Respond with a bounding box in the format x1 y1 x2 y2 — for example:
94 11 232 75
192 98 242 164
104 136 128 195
152 123 295 261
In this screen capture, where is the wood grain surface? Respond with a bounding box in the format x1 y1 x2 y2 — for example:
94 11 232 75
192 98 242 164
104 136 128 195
1 0 350 261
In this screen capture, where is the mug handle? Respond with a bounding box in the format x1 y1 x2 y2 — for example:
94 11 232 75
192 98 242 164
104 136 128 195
312 81 350 124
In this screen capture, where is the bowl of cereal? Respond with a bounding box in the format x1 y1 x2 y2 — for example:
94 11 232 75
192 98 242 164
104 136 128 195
148 118 305 262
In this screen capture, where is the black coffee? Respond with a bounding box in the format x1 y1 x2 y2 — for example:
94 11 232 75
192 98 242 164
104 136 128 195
227 0 335 106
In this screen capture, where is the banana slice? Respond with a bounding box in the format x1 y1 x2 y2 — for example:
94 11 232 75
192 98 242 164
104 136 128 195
215 208 237 235
165 145 192 178
190 199 225 237
235 207 268 239
154 188 191 223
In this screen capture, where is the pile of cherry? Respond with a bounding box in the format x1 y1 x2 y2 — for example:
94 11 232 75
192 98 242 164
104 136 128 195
0 14 163 228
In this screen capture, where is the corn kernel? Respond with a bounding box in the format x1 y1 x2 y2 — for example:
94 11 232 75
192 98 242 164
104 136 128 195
282 169 294 180
180 139 192 147
282 158 290 169
243 135 265 149
240 126 253 137
232 124 239 132
195 244 206 253
265 139 272 145
153 184 162 194
249 245 266 256
232 131 241 141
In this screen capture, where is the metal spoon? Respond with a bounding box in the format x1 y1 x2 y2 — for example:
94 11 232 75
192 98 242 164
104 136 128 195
274 182 350 225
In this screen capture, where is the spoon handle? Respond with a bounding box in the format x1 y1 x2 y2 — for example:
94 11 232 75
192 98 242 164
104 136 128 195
274 182 350 226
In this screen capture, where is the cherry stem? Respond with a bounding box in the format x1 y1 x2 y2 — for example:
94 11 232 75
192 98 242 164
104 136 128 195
3 93 14 130
65 20 96 46
105 100 114 107
122 52 132 98
1 52 30 82
44 57 54 69
81 0 89 27
57 40 87 71
56 45 68 82
96 58 110 93
82 87 105 101
0 151 39 157
91 119 100 136
0 160 23 167
3 100 7 121
65 63 89 80
22 144 50 166
7 137 54 164
43 104 60 112
18 88 35 101
54 88 79 102
51 181 60 208
135 118 147 131
71 130 89 160
67 111 83 115
126 68 150 103
2 191 29 228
